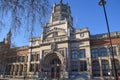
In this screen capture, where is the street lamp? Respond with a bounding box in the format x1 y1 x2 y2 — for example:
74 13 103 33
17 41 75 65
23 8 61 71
98 0 118 80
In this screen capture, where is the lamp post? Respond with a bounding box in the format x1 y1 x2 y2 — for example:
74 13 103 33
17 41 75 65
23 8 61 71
99 0 118 80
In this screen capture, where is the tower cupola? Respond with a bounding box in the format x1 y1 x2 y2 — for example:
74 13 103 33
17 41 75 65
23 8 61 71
49 0 73 25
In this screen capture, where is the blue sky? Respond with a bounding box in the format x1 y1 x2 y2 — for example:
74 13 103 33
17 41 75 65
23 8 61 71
0 0 120 47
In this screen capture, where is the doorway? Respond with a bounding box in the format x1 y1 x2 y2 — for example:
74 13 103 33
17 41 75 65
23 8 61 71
50 58 61 79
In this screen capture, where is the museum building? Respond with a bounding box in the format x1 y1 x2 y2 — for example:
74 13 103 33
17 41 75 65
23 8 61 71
0 0 120 80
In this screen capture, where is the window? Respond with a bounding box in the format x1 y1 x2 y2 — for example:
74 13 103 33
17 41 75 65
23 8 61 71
17 56 25 62
100 47 108 57
79 61 87 71
61 8 67 13
101 60 109 70
101 60 109 76
35 64 39 72
79 49 86 58
92 61 100 77
5 65 11 75
31 53 37 61
71 50 78 59
109 47 117 56
21 56 25 62
111 59 120 70
91 48 99 58
92 61 100 71
36 54 39 61
71 61 78 72
30 64 34 72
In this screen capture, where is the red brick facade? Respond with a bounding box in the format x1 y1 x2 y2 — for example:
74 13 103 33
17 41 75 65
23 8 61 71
90 38 120 46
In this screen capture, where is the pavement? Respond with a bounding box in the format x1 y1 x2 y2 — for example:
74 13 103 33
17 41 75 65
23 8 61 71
0 78 38 80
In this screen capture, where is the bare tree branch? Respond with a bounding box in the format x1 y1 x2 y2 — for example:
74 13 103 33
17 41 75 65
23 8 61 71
0 0 50 38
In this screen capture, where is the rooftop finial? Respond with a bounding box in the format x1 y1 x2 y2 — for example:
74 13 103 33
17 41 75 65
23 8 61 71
60 0 62 4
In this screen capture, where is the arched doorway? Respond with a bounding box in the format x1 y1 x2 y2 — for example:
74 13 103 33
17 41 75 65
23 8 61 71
42 52 63 79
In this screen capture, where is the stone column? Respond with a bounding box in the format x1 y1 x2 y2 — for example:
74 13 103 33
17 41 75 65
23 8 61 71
13 65 16 76
27 49 32 72
17 65 19 75
108 57 112 77
87 57 92 79
99 58 103 77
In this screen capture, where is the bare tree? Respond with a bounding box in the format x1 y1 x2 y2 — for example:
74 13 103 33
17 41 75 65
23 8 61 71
0 0 50 38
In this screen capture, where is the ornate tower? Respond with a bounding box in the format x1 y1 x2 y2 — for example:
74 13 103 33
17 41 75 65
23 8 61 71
42 0 74 41
39 0 74 79
49 0 73 25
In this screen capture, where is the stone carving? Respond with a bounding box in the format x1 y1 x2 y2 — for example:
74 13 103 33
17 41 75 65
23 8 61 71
51 42 57 51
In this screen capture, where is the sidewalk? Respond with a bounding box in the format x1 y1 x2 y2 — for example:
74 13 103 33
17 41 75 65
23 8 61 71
0 78 39 80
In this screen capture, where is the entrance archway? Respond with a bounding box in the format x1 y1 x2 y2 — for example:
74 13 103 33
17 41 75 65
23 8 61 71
42 52 63 79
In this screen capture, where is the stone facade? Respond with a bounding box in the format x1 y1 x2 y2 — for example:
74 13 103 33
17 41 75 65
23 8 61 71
0 0 120 80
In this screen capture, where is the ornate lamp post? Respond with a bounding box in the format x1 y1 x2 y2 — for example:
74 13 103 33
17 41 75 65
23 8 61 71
99 0 118 80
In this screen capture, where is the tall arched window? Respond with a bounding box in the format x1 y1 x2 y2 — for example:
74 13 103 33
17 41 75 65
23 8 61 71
92 61 100 76
101 60 109 76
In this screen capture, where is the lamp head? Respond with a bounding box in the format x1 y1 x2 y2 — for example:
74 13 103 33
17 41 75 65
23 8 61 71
99 0 106 6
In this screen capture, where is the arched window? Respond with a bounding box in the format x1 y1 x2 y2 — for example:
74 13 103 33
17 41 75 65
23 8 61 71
100 47 108 57
101 60 109 76
92 61 100 76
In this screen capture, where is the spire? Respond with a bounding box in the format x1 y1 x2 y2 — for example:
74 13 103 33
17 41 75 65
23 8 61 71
7 29 12 40
7 29 12 38
4 29 12 45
